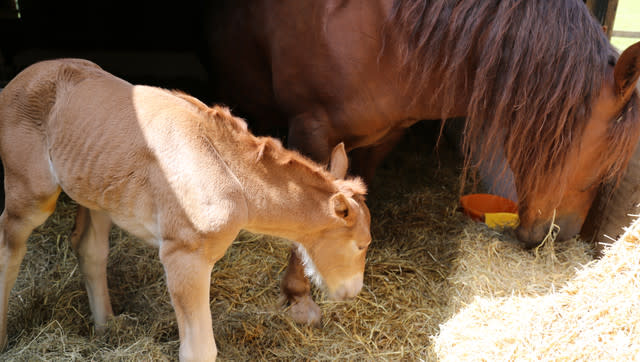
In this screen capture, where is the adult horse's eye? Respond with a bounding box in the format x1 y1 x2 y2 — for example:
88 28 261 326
614 106 632 124
580 182 599 193
579 173 603 193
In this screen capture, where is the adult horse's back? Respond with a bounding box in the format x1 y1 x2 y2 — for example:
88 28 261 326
206 0 640 324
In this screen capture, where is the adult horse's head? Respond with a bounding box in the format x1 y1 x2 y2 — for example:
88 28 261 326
389 0 640 247
513 42 640 246
295 144 371 300
429 2 640 247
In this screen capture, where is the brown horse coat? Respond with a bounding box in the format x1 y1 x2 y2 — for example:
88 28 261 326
206 0 640 325
0 59 371 361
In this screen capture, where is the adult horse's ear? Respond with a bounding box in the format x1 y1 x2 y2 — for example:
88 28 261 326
331 193 356 224
329 142 348 179
614 41 640 103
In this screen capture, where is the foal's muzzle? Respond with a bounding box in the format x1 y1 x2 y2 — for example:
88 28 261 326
328 273 364 301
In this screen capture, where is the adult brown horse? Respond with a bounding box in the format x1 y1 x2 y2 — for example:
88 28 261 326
206 0 640 324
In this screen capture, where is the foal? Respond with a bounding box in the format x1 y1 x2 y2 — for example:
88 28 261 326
0 59 371 361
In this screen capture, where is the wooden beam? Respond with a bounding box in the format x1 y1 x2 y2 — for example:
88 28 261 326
604 0 619 38
586 0 619 39
612 30 640 38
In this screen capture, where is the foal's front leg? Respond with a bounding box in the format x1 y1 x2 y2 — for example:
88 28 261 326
160 241 217 362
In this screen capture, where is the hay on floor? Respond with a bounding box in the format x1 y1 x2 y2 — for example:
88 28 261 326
442 224 594 315
434 217 640 361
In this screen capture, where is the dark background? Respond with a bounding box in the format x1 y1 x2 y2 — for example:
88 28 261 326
0 0 212 101
0 0 616 97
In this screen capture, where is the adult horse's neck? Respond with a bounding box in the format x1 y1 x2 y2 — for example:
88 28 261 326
381 0 479 121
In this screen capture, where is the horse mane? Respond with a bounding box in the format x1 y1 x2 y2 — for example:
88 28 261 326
386 0 638 208
170 90 367 197
170 90 249 133
250 135 367 197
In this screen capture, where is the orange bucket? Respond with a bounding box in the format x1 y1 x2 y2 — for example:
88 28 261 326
460 194 518 222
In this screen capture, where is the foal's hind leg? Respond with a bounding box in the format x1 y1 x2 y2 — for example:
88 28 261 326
69 207 114 332
0 183 60 349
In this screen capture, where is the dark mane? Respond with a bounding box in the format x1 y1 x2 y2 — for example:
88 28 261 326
387 0 638 208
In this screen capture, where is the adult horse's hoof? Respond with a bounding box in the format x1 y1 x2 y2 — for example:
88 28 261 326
281 294 321 326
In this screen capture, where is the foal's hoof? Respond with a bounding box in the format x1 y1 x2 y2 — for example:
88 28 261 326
281 295 322 326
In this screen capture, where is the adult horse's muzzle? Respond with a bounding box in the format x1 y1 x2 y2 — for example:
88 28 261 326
516 213 584 248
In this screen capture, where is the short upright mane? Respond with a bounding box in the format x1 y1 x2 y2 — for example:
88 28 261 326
171 90 249 133
171 90 367 197
250 135 367 197
387 0 638 208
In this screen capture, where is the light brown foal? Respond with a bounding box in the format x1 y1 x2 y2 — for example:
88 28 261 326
0 59 371 361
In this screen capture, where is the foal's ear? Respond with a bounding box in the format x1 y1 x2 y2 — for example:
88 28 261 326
331 193 357 224
614 41 640 103
329 142 349 179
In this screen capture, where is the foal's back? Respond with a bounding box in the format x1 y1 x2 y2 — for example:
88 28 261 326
0 59 245 243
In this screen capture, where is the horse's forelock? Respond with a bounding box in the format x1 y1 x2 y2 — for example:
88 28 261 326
389 0 627 207
336 177 368 199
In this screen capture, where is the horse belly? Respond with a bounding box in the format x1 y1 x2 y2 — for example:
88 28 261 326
50 150 162 245
109 213 161 247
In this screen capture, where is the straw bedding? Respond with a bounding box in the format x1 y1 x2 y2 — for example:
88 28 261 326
2 123 633 361
434 219 640 361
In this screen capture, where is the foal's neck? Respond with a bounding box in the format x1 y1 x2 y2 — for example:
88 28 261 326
185 102 339 241
223 135 337 241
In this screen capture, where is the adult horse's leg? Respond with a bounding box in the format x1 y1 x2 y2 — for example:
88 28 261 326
280 110 334 325
348 129 406 184
0 155 60 349
279 248 321 325
69 207 114 332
